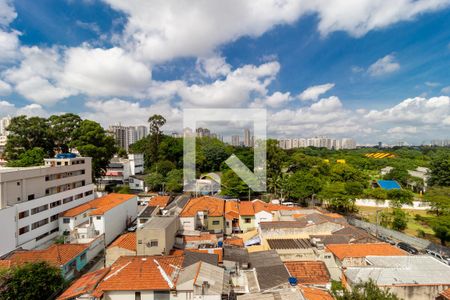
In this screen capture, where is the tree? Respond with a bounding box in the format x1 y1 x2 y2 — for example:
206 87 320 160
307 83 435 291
384 167 410 187
391 208 407 231
145 172 165 192
6 148 46 167
387 189 414 208
70 120 117 180
363 188 388 200
319 182 355 213
5 116 54 160
287 171 323 202
333 279 400 300
425 186 450 216
429 153 450 186
221 169 249 198
148 114 166 164
48 113 82 153
345 182 365 197
166 169 183 192
152 160 176 177
0 261 65 300
430 215 450 246
117 148 128 158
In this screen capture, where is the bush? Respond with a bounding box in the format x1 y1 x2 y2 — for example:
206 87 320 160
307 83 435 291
417 229 425 238
391 209 407 231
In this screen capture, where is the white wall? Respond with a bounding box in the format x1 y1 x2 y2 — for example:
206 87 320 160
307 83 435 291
0 206 16 256
101 196 138 245
355 199 431 210
180 217 195 231
255 211 273 227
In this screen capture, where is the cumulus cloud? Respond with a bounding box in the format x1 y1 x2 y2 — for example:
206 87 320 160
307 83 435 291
368 54 400 76
102 0 450 62
251 91 292 108
4 46 75 105
0 0 16 26
441 86 450 94
0 1 19 63
61 47 152 97
298 83 335 101
0 100 49 118
196 56 231 78
0 79 12 95
387 126 417 134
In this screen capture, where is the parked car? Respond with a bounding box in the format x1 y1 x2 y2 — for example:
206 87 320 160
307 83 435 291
397 242 419 254
426 249 450 265
379 235 396 245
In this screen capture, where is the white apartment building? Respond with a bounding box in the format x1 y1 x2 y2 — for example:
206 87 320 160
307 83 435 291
279 137 356 150
100 153 144 185
109 124 148 151
0 156 94 257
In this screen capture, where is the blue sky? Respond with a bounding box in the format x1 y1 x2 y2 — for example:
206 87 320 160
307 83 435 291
1 0 450 144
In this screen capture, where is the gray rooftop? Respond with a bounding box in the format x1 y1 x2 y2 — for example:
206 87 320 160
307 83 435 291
248 250 290 290
237 288 305 300
139 206 157 218
140 216 177 229
345 255 450 286
177 261 229 295
183 251 218 268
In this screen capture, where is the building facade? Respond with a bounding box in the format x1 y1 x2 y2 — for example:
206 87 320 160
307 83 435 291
0 157 94 256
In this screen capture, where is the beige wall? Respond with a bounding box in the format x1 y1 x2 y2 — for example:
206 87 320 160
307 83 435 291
385 284 450 300
106 246 136 267
137 218 178 256
207 216 224 232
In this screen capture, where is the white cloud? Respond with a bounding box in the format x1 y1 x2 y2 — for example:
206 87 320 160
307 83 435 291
251 91 292 108
0 0 16 26
368 54 400 76
387 126 417 134
196 56 231 78
61 47 152 97
441 86 450 94
298 83 335 101
365 96 450 125
0 100 49 118
0 79 12 95
0 30 19 62
102 0 450 62
425 81 440 87
178 61 280 107
4 46 75 105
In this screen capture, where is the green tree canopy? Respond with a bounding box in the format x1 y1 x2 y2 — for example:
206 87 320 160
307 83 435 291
319 182 355 213
387 189 414 208
429 153 450 186
384 167 410 187
430 215 450 246
70 120 116 180
425 186 450 216
0 261 65 300
48 113 82 153
166 169 183 192
333 279 400 300
391 208 407 231
145 172 165 192
221 169 249 198
148 114 166 165
5 116 54 160
287 171 323 201
6 147 46 167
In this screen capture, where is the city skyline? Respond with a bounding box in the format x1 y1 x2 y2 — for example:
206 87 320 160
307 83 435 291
1 1 450 144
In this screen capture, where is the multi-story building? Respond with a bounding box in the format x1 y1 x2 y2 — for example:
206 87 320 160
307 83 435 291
244 128 251 147
135 125 148 140
0 156 94 256
100 153 144 186
278 137 357 150
0 116 11 136
109 124 149 151
231 135 240 146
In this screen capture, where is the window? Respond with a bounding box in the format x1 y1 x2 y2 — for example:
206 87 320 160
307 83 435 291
17 197 21 202
63 197 73 204
16 181 20 186
140 218 148 224
46 189 50 195
83 213 87 218
57 162 61 166
45 176 50 181
18 210 29 219
138 240 143 244
50 214 59 222
50 227 59 234
245 218 252 224
84 190 93 197
31 218 49 230
36 232 49 241
150 240 158 247
31 204 48 215
212 220 220 225
50 200 61 208
28 194 35 201
63 218 70 224
96 216 101 220
19 226 29 235
135 292 142 300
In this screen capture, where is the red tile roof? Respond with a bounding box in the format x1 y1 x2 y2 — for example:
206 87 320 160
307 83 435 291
93 255 183 296
299 285 334 300
180 196 224 217
182 233 218 243
0 260 11 269
108 232 136 252
239 201 255 216
440 288 450 299
225 201 240 220
188 248 223 263
57 268 110 300
148 196 171 208
326 243 407 261
3 244 88 267
284 261 330 285
224 237 244 247
62 193 136 217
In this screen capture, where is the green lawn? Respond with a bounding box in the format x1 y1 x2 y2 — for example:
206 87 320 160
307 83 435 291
356 206 438 242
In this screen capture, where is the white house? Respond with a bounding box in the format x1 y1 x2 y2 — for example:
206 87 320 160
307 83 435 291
60 193 138 245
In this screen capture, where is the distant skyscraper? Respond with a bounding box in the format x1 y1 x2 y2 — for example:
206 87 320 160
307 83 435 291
278 136 356 150
231 135 240 146
244 128 251 147
109 124 149 151
196 127 211 137
135 126 148 140
0 116 11 136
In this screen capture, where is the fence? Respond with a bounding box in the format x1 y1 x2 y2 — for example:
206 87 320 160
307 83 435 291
355 198 431 210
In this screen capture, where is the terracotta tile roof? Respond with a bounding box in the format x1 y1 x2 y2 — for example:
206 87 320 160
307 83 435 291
57 268 110 300
0 260 11 269
239 201 255 216
148 196 171 208
170 249 185 256
61 193 136 217
326 243 407 261
324 213 343 219
225 201 240 220
180 196 224 217
108 232 136 252
224 237 244 247
93 255 183 296
5 244 88 267
299 285 334 300
440 288 450 299
284 261 330 285
182 233 218 243
252 200 298 213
